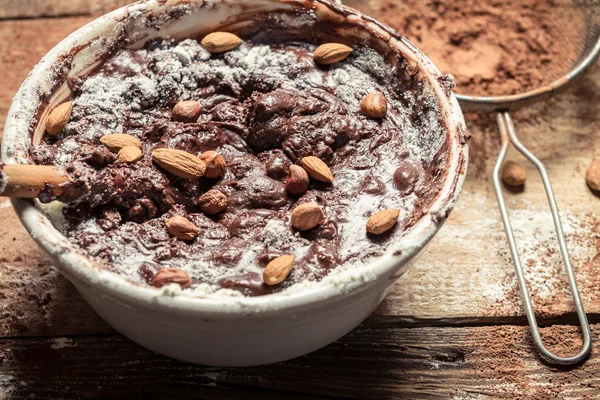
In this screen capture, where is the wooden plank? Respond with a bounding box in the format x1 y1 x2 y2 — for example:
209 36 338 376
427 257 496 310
1 324 599 399
0 0 131 19
378 75 600 324
0 199 112 337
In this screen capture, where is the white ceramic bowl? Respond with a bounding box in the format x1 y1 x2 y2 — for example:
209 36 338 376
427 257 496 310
2 0 468 366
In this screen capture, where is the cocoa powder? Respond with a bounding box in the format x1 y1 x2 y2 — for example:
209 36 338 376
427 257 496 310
358 0 583 96
467 324 599 399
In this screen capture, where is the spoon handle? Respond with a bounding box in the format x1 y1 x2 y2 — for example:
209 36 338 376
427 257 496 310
0 163 70 198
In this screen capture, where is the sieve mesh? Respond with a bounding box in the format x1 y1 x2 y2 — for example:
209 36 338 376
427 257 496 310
342 0 600 97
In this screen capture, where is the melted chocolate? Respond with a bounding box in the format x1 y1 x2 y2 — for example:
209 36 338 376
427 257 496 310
32 35 451 296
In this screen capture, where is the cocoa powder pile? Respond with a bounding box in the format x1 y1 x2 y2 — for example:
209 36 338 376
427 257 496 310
359 0 582 96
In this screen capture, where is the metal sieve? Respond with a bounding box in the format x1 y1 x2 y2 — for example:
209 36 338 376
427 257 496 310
337 0 600 365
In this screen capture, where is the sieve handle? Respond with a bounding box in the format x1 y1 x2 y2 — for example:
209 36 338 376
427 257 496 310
493 111 592 365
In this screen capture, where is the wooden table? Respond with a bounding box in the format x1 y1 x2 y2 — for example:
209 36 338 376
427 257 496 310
2 2 600 399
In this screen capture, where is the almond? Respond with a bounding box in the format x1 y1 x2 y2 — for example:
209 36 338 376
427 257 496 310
501 160 526 187
263 255 295 286
301 156 334 183
313 43 353 65
360 92 387 119
199 151 226 179
165 216 199 241
286 165 310 196
152 148 206 179
100 134 142 153
291 202 324 231
151 268 192 289
198 189 228 214
201 32 242 53
586 160 600 191
172 100 202 122
117 146 142 163
46 101 72 136
366 208 400 235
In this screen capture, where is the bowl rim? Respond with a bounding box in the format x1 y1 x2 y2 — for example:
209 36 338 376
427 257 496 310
2 0 468 316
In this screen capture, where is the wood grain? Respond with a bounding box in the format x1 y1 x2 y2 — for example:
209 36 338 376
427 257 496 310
1 324 599 399
0 17 94 143
1 2 600 399
0 0 132 19
0 199 112 337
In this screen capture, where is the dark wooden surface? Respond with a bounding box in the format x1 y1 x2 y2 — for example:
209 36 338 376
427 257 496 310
2 1 600 399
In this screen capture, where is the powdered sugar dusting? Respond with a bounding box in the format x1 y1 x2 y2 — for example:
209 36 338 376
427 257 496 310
428 191 600 316
0 374 14 400
38 36 451 296
0 168 6 195
50 337 77 350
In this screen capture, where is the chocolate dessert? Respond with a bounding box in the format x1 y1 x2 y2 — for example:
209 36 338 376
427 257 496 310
30 26 453 296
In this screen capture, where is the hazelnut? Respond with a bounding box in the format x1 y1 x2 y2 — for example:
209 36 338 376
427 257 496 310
285 165 310 196
586 160 600 191
199 151 226 179
501 161 526 187
360 92 387 119
198 189 228 214
151 268 192 289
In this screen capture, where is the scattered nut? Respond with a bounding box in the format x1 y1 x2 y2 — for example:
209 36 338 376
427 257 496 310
313 43 353 65
172 100 203 122
200 151 226 179
46 101 72 136
501 160 526 187
263 255 295 286
585 160 600 191
291 202 324 231
360 92 387 119
393 162 419 195
117 146 143 163
301 156 334 183
366 208 400 235
198 189 228 214
152 148 206 179
151 268 192 289
285 165 310 196
100 134 142 153
201 32 242 53
165 216 199 241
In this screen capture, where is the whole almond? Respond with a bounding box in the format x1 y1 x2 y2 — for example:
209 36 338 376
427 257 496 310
151 268 192 289
501 160 526 187
172 100 202 122
152 148 206 179
366 208 400 235
263 255 295 286
286 165 310 196
200 151 226 179
360 92 387 119
201 32 242 53
100 134 142 153
46 101 72 136
165 216 199 241
117 146 142 163
291 202 324 231
198 189 228 214
301 156 334 183
313 43 353 65
586 160 600 191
